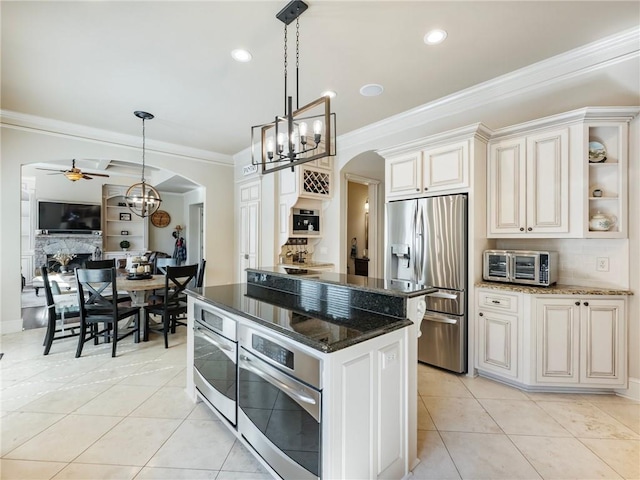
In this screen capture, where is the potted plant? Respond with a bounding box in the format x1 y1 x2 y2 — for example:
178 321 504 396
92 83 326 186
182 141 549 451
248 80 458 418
119 240 130 251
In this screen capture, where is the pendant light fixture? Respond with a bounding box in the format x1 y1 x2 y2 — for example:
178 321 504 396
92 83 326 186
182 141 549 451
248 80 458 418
251 0 336 174
125 111 162 218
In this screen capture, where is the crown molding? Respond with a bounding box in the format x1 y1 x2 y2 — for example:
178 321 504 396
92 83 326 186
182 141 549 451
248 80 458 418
0 110 234 167
338 27 640 155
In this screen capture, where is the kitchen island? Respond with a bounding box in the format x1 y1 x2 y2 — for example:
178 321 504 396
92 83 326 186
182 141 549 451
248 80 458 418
186 268 432 480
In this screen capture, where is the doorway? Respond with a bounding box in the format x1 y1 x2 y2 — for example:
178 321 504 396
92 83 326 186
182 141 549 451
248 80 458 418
345 174 380 277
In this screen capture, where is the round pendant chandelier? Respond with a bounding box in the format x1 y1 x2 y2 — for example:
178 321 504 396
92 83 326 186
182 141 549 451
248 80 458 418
125 111 162 218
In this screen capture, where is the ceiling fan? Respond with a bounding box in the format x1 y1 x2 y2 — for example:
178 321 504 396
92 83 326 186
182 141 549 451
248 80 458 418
36 159 110 181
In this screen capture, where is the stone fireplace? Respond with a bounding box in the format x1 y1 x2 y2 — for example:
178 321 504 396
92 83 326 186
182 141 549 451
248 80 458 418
35 233 103 272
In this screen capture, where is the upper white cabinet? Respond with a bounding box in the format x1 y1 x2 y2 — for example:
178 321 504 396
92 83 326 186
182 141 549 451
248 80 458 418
584 121 629 238
385 152 422 198
487 107 638 239
380 124 489 201
488 127 569 236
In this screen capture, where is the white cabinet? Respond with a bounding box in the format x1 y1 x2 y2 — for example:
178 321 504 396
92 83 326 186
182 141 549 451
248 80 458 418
535 297 626 387
239 181 260 277
475 286 628 391
488 127 569 236
422 141 469 193
386 152 422 199
102 184 148 255
584 122 629 238
477 289 521 379
385 140 470 200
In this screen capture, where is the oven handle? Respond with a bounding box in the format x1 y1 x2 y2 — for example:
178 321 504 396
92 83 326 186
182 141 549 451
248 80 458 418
194 326 234 352
239 354 316 406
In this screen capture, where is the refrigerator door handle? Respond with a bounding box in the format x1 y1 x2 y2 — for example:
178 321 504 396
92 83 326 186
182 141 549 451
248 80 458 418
415 204 424 283
426 292 458 300
424 314 458 325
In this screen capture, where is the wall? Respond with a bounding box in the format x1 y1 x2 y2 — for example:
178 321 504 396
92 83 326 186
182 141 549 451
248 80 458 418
496 239 630 288
148 192 186 256
1 126 234 334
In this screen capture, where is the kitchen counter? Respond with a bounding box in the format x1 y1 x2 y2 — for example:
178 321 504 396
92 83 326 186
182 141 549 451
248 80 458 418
187 268 430 478
254 266 433 298
475 281 633 296
187 283 412 353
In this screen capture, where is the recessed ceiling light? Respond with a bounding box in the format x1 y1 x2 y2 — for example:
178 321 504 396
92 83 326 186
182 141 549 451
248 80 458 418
424 29 447 45
322 90 337 98
360 84 384 97
231 49 252 62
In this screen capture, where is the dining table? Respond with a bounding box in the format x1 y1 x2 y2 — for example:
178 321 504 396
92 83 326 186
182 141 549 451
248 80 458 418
116 272 168 307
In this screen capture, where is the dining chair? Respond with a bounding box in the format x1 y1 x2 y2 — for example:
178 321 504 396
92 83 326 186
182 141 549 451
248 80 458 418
85 259 131 303
155 258 178 274
85 259 115 269
75 267 140 358
41 266 81 355
144 264 197 348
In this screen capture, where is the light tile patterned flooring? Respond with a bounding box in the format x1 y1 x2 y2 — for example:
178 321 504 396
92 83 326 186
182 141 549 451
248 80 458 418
1 326 639 479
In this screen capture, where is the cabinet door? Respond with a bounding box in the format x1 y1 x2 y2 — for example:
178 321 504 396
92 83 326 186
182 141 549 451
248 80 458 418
535 298 580 384
488 138 527 234
580 299 626 385
422 141 469 193
525 128 569 233
478 310 518 378
239 200 259 274
385 152 422 199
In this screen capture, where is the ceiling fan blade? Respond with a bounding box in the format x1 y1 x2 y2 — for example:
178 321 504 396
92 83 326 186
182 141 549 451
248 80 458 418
36 167 65 173
82 174 94 180
84 172 110 178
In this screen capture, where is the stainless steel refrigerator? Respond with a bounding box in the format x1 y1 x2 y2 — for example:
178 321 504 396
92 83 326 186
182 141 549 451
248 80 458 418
386 194 467 373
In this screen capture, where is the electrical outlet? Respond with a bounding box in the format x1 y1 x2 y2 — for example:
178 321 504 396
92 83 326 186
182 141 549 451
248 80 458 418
596 257 610 272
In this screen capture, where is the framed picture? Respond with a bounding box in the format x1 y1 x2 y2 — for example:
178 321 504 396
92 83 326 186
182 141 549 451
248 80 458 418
121 230 129 235
119 213 131 221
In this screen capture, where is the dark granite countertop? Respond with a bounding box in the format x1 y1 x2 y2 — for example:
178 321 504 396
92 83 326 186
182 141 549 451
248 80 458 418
187 284 413 354
251 266 433 298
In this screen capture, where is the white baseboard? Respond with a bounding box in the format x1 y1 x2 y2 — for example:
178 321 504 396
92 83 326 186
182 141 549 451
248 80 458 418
0 318 24 335
616 377 640 401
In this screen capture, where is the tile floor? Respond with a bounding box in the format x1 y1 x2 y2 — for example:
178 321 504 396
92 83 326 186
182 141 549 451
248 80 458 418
1 326 639 480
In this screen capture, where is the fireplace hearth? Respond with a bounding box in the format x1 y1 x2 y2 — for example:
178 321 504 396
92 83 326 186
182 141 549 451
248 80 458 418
46 253 93 273
35 233 103 273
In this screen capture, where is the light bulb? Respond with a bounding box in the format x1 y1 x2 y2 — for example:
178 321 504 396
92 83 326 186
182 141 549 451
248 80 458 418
313 120 323 135
266 137 274 154
277 132 285 146
299 122 308 137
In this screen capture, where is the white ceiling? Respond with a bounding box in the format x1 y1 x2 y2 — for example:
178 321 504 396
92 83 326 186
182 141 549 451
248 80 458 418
2 1 639 170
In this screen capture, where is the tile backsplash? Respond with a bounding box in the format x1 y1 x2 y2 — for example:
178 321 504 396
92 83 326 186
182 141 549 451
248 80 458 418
495 239 629 289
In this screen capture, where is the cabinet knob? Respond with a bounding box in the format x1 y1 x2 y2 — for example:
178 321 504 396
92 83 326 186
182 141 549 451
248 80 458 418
575 301 580 306
424 187 428 191
520 227 525 232
583 301 589 307
416 188 420 192
479 312 484 317
527 227 533 231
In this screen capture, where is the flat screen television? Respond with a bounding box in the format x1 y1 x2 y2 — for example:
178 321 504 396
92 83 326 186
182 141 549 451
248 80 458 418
38 201 101 233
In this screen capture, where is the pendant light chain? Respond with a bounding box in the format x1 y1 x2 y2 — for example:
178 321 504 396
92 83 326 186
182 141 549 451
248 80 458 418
283 23 288 115
141 117 147 183
295 17 300 110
